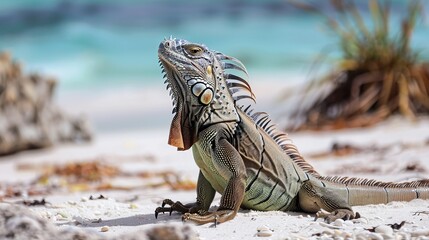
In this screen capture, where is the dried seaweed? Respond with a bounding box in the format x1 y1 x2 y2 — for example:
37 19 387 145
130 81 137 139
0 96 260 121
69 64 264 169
89 194 107 200
18 198 50 206
388 221 406 230
1 159 196 200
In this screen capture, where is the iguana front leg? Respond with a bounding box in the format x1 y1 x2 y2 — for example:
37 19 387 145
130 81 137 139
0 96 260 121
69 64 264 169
299 180 356 223
182 138 247 225
155 171 215 218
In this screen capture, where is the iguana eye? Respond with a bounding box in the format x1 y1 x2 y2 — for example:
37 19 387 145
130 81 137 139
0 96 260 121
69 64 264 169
185 45 203 56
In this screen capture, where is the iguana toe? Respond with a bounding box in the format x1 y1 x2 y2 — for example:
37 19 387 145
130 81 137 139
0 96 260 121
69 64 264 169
321 209 355 223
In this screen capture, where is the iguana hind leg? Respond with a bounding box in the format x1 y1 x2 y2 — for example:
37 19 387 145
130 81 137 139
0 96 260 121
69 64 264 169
299 180 356 223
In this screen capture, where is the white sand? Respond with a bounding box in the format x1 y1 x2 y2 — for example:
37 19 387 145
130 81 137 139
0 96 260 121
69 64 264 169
2 75 429 239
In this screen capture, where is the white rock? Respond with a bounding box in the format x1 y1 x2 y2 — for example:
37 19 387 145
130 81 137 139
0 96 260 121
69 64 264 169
80 197 89 202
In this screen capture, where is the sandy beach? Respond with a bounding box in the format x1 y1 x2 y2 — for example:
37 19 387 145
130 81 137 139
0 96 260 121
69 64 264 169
1 78 429 239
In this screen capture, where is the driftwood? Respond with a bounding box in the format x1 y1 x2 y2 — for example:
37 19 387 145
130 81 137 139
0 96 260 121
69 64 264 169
0 52 91 156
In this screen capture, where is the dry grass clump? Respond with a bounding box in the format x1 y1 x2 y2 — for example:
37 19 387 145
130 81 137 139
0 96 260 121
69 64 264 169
287 0 429 130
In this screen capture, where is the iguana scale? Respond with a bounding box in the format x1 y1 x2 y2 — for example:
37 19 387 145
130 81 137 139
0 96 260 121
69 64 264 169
155 37 429 225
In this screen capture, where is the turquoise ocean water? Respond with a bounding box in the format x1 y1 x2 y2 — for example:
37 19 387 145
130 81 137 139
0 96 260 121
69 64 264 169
1 0 428 94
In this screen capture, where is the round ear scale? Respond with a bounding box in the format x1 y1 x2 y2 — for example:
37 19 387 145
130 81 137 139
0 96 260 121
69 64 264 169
206 65 212 75
199 88 214 105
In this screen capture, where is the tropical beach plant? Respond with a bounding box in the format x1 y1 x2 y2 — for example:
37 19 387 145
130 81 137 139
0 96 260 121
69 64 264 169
287 0 429 130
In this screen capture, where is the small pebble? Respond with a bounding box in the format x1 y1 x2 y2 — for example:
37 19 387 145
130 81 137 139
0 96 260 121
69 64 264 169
57 211 68 219
44 211 52 218
411 229 429 237
256 225 273 237
352 218 368 224
319 235 331 240
332 218 344 227
340 231 352 238
100 226 109 232
367 232 383 240
81 197 89 202
319 222 341 229
256 230 272 237
380 233 394 240
129 203 138 209
256 225 270 231
374 225 393 235
322 229 334 235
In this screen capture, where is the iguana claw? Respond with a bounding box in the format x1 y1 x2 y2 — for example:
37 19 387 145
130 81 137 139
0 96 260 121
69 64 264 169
155 199 204 219
315 208 357 223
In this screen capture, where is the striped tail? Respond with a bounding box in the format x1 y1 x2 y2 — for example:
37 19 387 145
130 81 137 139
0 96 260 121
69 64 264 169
319 176 429 206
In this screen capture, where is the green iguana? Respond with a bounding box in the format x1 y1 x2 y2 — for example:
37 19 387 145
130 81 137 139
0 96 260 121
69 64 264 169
155 37 429 225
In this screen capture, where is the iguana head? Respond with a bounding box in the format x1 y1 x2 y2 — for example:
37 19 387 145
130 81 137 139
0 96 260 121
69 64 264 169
158 37 254 150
